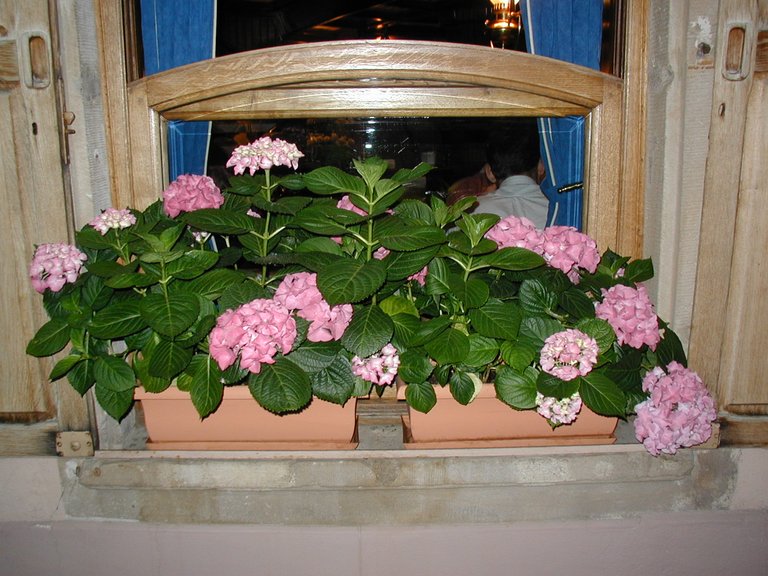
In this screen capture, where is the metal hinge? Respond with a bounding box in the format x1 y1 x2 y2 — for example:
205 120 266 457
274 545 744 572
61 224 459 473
55 431 94 457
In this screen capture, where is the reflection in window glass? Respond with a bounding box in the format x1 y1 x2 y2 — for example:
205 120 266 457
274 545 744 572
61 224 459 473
206 117 543 203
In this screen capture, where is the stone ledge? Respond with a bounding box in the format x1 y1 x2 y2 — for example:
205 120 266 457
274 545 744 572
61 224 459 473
58 446 737 525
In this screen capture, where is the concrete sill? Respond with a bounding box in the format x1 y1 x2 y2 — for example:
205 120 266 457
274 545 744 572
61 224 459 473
58 443 737 525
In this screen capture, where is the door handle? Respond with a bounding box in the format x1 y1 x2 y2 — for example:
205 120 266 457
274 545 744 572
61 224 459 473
20 31 50 89
722 23 754 81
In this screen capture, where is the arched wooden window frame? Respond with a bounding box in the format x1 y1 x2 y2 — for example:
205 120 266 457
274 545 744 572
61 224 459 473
116 39 635 255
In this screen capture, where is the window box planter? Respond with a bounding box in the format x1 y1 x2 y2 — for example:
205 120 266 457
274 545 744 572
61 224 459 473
135 387 358 450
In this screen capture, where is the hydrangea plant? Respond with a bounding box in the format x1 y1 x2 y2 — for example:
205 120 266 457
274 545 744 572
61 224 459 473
395 212 716 455
26 137 717 455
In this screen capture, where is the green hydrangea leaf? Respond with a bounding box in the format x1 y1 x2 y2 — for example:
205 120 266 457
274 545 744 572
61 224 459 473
181 208 255 234
384 246 439 281
133 355 172 393
424 327 470 365
218 281 270 312
576 317 616 353
316 258 387 305
48 354 83 381
398 350 434 383
390 312 423 350
495 365 538 409
341 304 393 358
286 341 341 373
174 268 246 300
424 257 451 296
94 382 134 421
248 357 312 413
560 287 597 320
291 208 351 235
353 157 388 191
187 355 225 418
88 300 147 340
456 213 499 245
295 237 344 256
26 318 70 357
80 275 114 310
519 279 558 316
655 323 688 367
393 198 434 222
464 333 500 367
140 293 199 338
519 316 564 347
468 299 522 340
390 162 433 184
310 355 356 405
75 225 116 249
165 250 219 280
146 339 193 379
623 257 654 283
449 276 489 309
404 379 438 414
67 358 96 395
580 372 627 417
449 370 482 405
536 371 579 400
303 166 367 195
601 349 644 394
477 246 545 271
499 339 539 371
104 271 160 289
93 356 136 392
379 294 419 318
378 223 445 252
409 315 452 346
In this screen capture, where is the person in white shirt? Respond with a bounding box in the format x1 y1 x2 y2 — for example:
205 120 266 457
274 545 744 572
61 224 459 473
468 122 550 229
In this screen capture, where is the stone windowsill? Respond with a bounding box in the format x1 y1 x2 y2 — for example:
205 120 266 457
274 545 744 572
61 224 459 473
59 438 735 525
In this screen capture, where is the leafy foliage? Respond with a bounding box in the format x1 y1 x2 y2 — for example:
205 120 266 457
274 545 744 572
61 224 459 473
28 145 683 432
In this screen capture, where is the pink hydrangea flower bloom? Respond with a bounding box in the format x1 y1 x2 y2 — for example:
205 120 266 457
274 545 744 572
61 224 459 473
486 215 546 254
634 361 717 456
337 194 368 217
352 343 400 386
595 283 661 350
536 392 583 425
88 208 136 235
162 174 225 218
273 272 353 342
540 226 600 283
226 136 304 175
373 246 428 286
539 329 599 381
29 243 87 293
408 266 428 286
209 299 297 374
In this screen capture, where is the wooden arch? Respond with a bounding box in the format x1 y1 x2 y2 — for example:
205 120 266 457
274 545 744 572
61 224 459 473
124 40 627 253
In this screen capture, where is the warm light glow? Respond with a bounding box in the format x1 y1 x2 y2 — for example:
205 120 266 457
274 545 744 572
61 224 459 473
486 0 521 31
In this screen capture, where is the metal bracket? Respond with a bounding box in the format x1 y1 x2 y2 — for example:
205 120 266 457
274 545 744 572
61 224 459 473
55 431 94 457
